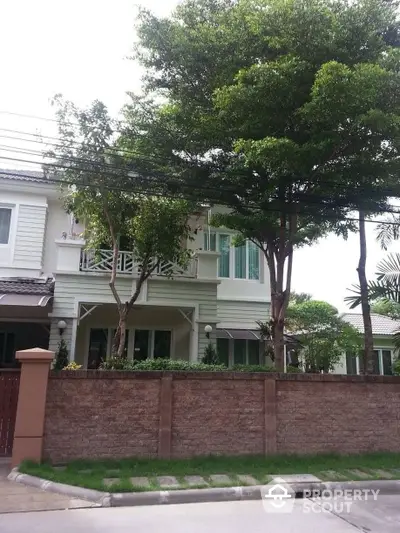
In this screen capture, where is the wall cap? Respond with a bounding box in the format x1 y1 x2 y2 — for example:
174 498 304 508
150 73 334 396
16 348 55 363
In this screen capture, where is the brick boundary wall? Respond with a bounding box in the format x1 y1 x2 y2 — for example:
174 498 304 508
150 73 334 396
42 371 400 463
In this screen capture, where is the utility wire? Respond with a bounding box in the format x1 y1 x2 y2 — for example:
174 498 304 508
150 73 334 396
1 166 400 227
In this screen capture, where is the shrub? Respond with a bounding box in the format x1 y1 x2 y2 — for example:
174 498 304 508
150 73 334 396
63 361 82 370
231 364 275 372
393 357 400 376
100 358 226 371
201 342 220 365
54 339 69 371
286 365 303 373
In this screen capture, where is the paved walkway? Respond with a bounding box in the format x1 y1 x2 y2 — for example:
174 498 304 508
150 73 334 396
0 460 95 514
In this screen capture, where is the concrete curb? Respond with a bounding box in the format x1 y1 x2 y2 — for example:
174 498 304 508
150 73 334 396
8 468 110 506
8 469 400 508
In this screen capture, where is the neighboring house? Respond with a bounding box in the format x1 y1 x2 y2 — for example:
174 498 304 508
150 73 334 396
0 169 271 368
334 313 399 375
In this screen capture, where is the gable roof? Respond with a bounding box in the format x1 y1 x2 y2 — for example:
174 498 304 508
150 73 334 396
0 168 49 183
341 313 400 336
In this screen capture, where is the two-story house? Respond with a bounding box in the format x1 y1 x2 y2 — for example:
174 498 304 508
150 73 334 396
0 169 271 368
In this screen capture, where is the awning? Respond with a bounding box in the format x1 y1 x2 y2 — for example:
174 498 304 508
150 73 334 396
216 329 261 340
0 294 53 307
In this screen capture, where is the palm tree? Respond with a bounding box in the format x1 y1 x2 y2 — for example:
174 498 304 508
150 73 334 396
376 214 400 251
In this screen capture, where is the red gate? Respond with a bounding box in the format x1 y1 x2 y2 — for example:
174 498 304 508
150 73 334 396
0 370 20 456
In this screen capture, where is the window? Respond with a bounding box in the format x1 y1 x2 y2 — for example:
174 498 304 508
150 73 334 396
88 329 108 369
357 349 393 375
346 351 357 375
134 330 150 361
0 332 15 366
111 329 129 358
153 330 171 359
217 338 229 366
0 208 12 245
204 232 260 280
233 339 260 366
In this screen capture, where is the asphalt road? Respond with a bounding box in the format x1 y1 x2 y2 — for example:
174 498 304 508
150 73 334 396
1 496 400 533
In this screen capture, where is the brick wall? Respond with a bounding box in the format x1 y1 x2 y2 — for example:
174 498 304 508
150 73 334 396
42 372 400 463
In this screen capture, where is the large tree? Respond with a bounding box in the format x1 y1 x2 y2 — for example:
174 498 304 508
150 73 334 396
286 300 362 373
47 97 193 359
123 0 400 370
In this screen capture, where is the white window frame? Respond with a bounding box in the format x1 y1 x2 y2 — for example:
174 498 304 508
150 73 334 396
354 347 393 375
0 205 14 247
205 231 261 281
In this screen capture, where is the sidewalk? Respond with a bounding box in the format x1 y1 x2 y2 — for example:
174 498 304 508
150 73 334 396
0 459 96 513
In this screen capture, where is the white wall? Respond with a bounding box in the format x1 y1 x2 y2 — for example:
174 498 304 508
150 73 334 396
0 190 48 277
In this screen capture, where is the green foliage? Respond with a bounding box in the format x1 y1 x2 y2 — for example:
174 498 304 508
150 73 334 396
231 364 275 372
290 292 313 305
100 358 227 371
201 342 220 365
54 339 69 371
126 0 400 370
287 299 362 373
286 365 303 374
371 298 400 320
393 357 400 376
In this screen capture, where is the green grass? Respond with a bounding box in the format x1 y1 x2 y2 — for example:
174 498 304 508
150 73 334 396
19 452 400 493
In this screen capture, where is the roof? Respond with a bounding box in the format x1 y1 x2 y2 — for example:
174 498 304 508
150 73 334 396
341 313 400 336
0 278 54 296
0 168 50 183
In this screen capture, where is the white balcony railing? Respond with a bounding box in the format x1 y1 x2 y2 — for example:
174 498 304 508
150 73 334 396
80 249 197 278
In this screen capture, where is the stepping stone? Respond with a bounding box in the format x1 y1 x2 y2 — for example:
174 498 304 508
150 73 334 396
157 476 180 488
237 474 259 486
271 474 321 483
130 476 151 488
369 469 394 479
184 475 208 487
346 469 373 480
53 466 66 471
210 474 232 485
319 470 348 481
103 477 120 487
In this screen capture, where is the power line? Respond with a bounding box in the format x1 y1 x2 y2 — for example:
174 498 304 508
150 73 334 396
1 147 400 216
1 166 400 227
2 129 400 205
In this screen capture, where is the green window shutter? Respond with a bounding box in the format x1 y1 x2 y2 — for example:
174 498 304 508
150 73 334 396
234 339 246 364
235 243 246 279
248 340 260 365
248 241 260 280
217 338 230 367
218 234 230 277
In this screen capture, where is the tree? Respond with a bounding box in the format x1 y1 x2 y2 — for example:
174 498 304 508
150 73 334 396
48 98 193 358
54 339 69 370
290 292 312 305
371 298 400 320
124 0 400 370
286 300 362 373
202 343 220 365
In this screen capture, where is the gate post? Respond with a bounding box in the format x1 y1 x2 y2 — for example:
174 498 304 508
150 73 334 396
11 348 54 467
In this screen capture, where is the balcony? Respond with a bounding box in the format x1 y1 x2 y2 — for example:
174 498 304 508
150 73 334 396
80 249 197 278
55 239 219 281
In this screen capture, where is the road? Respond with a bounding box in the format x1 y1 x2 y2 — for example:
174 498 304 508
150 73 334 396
1 496 400 533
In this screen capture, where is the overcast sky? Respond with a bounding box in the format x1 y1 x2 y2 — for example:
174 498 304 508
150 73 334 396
0 0 395 311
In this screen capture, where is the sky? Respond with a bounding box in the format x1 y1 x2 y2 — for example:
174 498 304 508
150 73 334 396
0 0 396 311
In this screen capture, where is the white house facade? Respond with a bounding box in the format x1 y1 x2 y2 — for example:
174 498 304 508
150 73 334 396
0 170 271 369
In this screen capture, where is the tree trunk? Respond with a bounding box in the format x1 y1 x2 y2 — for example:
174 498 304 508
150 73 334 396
357 210 374 374
272 315 285 371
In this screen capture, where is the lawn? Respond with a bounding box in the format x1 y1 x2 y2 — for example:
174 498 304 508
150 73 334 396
19 452 400 493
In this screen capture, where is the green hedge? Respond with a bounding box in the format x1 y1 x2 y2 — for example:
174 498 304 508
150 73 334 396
99 358 304 373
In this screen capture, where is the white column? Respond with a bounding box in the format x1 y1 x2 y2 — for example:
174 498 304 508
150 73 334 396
190 321 199 362
69 318 78 362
